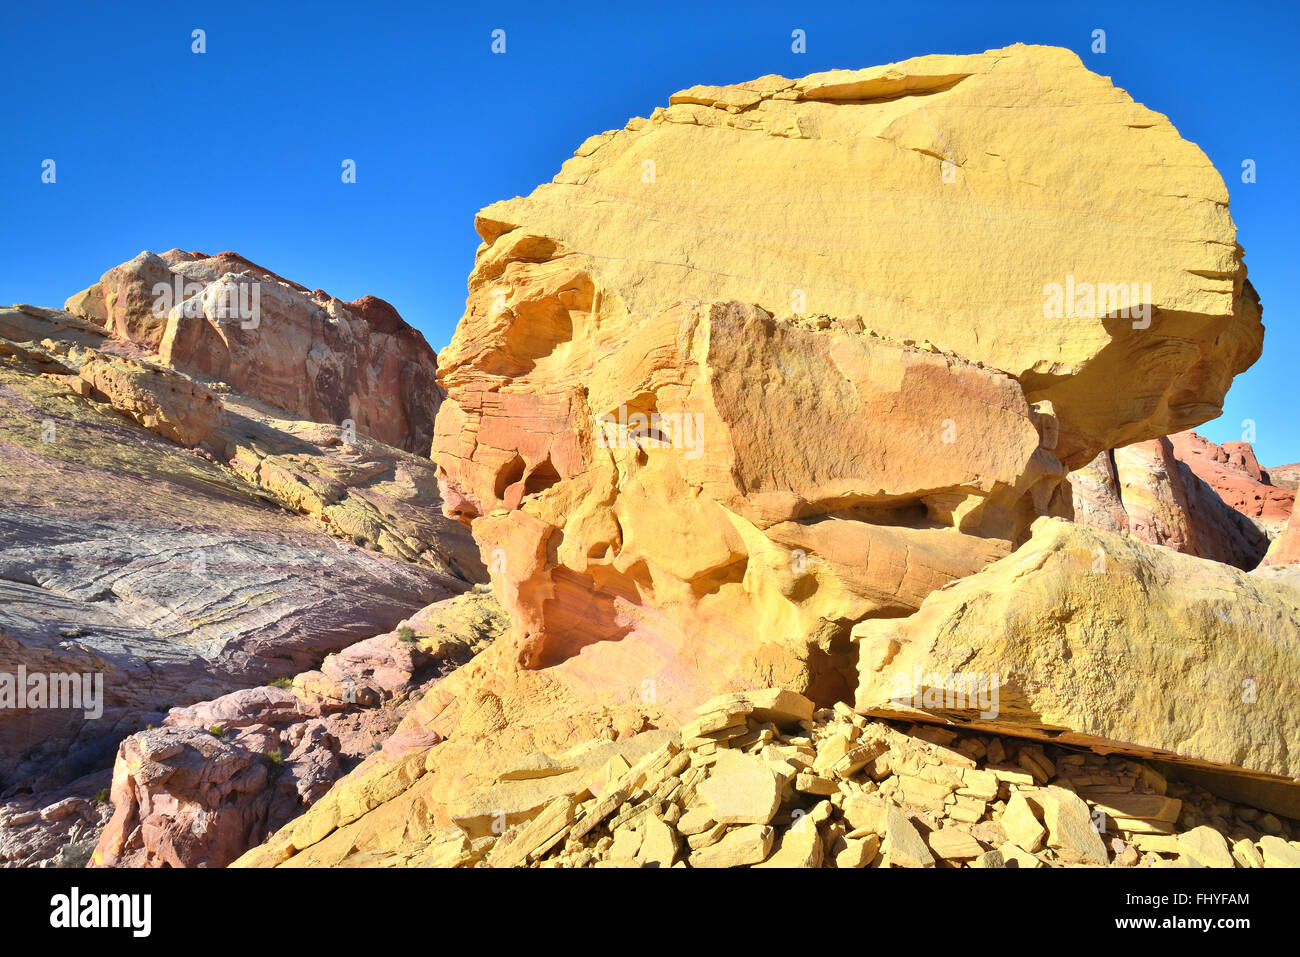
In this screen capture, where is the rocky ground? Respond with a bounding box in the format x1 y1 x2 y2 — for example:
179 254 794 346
0 261 485 864
257 689 1300 869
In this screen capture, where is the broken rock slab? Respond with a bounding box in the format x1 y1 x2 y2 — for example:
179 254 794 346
854 517 1300 817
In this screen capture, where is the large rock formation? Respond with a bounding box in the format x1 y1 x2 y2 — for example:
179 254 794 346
853 518 1300 816
432 44 1262 716
466 45 1261 468
0 304 480 798
1068 437 1272 569
66 249 442 452
1169 430 1294 537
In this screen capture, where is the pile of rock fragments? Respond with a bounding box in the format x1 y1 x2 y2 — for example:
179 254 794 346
430 690 1300 868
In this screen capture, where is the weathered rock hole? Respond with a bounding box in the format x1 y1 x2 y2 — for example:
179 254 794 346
494 454 527 500
523 456 561 497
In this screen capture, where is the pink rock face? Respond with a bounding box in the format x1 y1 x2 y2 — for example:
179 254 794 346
1069 437 1271 569
1169 431 1294 537
92 592 506 868
1263 507 1300 566
65 250 442 452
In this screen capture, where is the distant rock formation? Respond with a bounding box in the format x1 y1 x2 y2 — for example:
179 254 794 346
0 302 481 805
1169 430 1294 537
1068 436 1275 569
65 249 441 453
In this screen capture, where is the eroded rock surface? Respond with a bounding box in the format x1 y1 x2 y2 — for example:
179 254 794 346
1169 431 1294 537
0 305 478 798
92 592 505 868
469 45 1261 467
853 518 1300 816
232 47 1280 871
432 45 1261 717
1069 437 1272 569
66 249 442 452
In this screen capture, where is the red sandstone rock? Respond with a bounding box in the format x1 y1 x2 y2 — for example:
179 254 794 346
66 250 442 452
1069 437 1271 569
1169 431 1294 537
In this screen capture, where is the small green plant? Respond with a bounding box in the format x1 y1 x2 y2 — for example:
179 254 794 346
264 748 283 766
207 724 226 738
91 788 110 805
396 624 417 642
269 676 293 689
352 534 366 547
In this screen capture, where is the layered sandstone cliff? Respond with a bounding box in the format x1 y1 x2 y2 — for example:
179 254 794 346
65 249 441 452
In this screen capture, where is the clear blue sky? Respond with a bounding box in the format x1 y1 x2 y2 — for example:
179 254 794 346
3 1 1296 464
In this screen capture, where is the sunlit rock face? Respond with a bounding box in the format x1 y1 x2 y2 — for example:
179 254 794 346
66 249 442 452
1068 436 1275 570
432 44 1262 715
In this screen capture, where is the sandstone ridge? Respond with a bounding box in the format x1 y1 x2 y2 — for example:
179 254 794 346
65 249 441 452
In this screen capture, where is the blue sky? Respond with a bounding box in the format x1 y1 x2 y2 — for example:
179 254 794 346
3 0 1296 463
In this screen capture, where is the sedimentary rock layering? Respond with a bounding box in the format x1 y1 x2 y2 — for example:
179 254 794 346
432 43 1262 717
65 249 442 452
0 294 480 816
1068 436 1273 569
93 591 505 868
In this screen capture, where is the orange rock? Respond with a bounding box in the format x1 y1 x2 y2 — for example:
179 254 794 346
1263 506 1300 567
435 281 1069 712
1069 437 1271 569
67 250 442 452
432 46 1263 719
1169 431 1293 537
